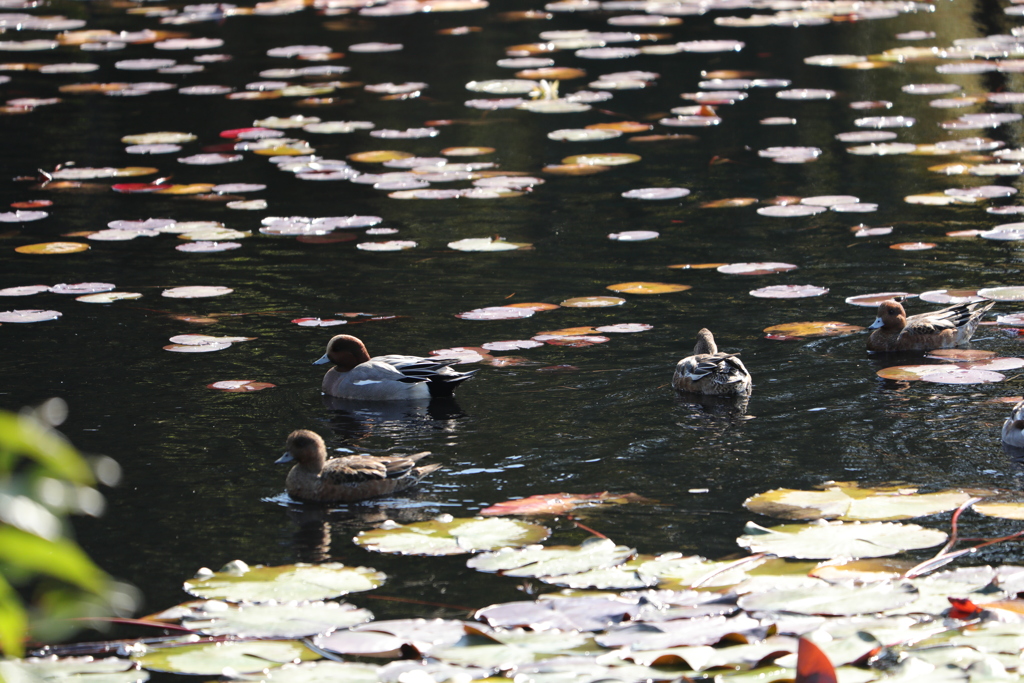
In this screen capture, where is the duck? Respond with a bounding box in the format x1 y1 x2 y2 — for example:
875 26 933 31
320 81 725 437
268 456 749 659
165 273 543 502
275 429 441 503
1002 401 1024 448
672 328 752 396
313 334 475 400
866 298 994 352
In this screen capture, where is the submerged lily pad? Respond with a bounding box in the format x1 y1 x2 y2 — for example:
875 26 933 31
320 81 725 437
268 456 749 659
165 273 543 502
737 520 947 559
354 516 550 555
184 561 385 601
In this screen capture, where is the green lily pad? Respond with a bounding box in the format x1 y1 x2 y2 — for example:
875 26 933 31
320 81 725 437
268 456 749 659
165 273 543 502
737 520 947 559
232 661 380 683
744 484 978 521
132 640 317 675
179 600 373 637
467 538 634 577
354 516 550 556
0 657 148 683
635 552 771 589
183 561 385 601
737 580 919 615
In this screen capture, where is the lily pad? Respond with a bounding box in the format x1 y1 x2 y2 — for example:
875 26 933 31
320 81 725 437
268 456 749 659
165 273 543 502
467 538 635 577
0 657 148 683
15 242 90 254
75 292 143 303
718 262 798 275
178 600 373 638
354 516 550 556
737 581 919 616
232 661 380 683
0 309 61 323
763 321 864 338
845 292 915 306
162 286 233 299
606 282 690 294
978 287 1024 301
184 561 385 601
560 296 626 307
744 484 977 521
749 285 829 299
207 380 276 392
737 520 947 559
448 237 530 251
132 640 317 675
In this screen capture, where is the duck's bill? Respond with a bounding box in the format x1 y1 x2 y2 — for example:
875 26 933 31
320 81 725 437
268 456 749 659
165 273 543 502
275 452 295 464
312 353 330 365
867 317 883 329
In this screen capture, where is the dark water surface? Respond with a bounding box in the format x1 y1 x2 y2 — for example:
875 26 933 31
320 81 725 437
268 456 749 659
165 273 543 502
3 0 1024 636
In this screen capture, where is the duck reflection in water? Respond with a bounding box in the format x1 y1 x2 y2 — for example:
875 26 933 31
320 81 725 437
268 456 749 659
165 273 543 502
321 394 467 442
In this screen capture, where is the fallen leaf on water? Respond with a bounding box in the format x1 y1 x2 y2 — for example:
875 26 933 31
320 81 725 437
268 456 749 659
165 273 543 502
207 380 276 392
480 492 655 516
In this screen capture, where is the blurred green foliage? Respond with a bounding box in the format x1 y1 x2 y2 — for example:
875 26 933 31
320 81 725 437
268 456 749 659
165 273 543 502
0 400 136 657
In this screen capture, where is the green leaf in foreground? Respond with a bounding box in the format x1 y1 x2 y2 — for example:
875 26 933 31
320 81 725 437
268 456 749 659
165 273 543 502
354 516 550 556
183 561 385 602
736 520 947 559
132 640 318 675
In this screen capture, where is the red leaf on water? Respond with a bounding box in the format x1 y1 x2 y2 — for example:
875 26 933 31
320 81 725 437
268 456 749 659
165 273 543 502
796 638 837 683
948 597 984 620
479 492 654 516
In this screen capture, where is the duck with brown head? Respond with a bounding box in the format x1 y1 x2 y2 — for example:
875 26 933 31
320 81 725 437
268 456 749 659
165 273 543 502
866 298 994 352
313 334 476 400
275 429 441 503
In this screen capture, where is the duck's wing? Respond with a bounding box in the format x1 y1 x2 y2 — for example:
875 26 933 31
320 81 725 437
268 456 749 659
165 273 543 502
685 353 747 384
322 452 434 484
373 355 466 383
321 455 390 484
348 359 429 385
905 301 993 335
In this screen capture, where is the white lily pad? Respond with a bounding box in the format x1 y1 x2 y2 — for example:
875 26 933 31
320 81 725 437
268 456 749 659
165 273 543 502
737 520 947 559
467 537 634 577
737 581 919 615
183 561 385 601
132 640 317 675
232 661 380 683
448 237 530 251
354 516 550 555
0 657 148 683
744 484 977 521
179 600 373 637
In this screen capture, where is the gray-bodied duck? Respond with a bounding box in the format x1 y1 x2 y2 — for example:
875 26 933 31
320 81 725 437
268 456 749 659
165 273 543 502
275 429 440 503
314 334 475 400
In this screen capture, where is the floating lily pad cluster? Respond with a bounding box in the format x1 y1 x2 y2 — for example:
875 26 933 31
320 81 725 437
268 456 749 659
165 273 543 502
19 487 1024 681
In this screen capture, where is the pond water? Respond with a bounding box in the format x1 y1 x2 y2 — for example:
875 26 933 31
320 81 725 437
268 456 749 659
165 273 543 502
5 0 1024 653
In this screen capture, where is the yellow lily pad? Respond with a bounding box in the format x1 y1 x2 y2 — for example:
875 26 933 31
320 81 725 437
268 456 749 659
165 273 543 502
15 241 89 254
606 282 691 294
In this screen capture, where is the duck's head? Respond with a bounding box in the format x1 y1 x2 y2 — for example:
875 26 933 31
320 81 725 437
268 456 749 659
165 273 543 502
868 300 906 330
693 328 718 355
276 429 327 470
313 334 372 370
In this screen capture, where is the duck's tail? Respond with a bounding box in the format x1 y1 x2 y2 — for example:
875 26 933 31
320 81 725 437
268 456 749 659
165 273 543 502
427 368 477 398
